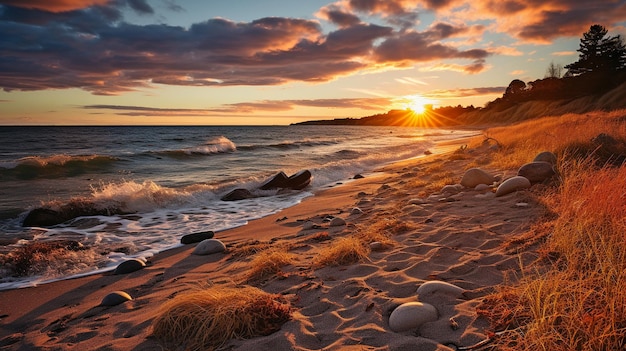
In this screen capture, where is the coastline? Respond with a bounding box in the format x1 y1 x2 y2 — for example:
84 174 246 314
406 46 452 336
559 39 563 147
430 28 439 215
0 131 545 351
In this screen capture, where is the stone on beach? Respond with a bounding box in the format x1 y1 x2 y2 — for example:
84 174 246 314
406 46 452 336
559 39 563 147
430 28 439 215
192 239 226 255
113 258 146 275
350 207 363 215
100 291 133 306
460 168 494 188
517 162 556 184
533 151 557 165
441 184 463 194
416 280 465 299
495 176 531 197
388 302 439 332
329 217 346 227
181 231 215 244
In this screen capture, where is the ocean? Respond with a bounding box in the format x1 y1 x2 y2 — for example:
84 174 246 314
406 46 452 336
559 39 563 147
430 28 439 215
0 125 476 289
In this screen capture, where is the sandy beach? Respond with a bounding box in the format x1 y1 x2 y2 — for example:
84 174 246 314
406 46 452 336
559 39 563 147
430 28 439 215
0 134 547 351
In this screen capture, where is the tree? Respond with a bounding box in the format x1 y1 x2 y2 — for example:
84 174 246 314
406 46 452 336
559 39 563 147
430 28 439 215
504 79 527 100
565 24 626 75
545 61 563 78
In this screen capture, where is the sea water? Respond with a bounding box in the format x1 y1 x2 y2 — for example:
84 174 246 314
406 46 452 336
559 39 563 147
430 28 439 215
0 125 476 289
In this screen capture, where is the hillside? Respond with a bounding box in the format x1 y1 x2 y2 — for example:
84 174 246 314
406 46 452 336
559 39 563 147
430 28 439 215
293 72 626 127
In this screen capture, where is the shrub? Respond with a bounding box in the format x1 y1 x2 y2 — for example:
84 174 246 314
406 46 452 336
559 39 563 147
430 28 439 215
313 236 370 267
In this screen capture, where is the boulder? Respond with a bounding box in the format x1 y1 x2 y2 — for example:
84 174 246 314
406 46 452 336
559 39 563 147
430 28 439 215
221 188 255 201
259 171 289 190
533 151 557 165
181 231 215 244
388 302 438 332
285 170 312 190
460 168 494 188
192 239 226 255
495 176 531 197
113 258 146 275
517 162 555 183
23 200 127 227
100 291 133 306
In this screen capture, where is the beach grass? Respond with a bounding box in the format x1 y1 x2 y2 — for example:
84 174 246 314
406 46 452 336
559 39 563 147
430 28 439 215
246 246 296 281
313 236 370 267
151 285 292 351
480 110 626 350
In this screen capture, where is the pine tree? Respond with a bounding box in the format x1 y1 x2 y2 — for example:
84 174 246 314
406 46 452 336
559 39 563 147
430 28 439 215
565 24 626 75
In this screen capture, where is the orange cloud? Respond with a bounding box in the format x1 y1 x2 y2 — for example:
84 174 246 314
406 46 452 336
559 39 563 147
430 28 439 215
0 0 111 12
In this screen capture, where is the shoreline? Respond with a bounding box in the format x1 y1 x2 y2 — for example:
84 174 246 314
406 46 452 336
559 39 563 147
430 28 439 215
0 130 546 351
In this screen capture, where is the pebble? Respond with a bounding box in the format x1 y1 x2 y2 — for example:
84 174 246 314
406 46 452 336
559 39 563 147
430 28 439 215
113 258 146 275
388 302 439 332
495 176 531 197
100 291 132 306
192 239 226 255
329 217 346 227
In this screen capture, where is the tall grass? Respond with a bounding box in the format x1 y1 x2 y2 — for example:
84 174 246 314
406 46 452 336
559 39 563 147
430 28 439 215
484 109 626 169
246 246 296 281
480 110 626 350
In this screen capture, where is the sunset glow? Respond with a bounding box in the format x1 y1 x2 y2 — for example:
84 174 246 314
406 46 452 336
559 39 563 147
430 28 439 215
0 0 625 125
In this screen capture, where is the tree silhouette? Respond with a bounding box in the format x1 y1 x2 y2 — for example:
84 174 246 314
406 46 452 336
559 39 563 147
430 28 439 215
565 24 626 75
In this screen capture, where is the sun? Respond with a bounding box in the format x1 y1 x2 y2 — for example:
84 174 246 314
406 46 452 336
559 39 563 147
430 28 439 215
403 94 433 114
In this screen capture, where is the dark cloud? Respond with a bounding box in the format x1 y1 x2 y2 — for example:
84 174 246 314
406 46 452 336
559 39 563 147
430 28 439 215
126 0 153 14
374 28 490 73
318 5 361 27
422 86 506 98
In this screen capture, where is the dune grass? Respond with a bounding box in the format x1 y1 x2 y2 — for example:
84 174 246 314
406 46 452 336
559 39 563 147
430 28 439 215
479 110 626 350
152 285 292 351
484 109 626 169
246 246 296 281
313 236 370 267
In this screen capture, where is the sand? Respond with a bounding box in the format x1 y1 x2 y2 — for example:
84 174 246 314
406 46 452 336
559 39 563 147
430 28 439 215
0 135 547 351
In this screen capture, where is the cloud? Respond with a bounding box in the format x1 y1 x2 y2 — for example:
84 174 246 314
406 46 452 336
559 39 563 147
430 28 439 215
437 0 626 43
552 51 576 56
3 0 624 96
82 98 394 116
510 70 525 75
0 0 111 12
422 86 505 99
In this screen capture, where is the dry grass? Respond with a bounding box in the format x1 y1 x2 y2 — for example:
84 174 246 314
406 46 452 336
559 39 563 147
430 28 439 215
152 285 292 351
246 246 296 281
479 110 626 350
484 109 626 169
313 236 370 267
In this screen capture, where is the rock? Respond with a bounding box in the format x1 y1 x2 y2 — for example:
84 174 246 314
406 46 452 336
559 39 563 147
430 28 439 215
591 133 618 147
285 170 312 190
416 280 465 299
113 258 146 275
22 200 127 227
329 217 346 227
495 176 531 197
192 239 226 255
388 302 438 332
353 174 365 179
517 162 555 183
441 184 462 194
533 151 557 165
22 208 63 227
259 171 289 190
460 168 494 188
181 231 215 244
408 198 426 205
100 291 133 306
474 183 491 192
350 207 363 215
221 188 255 201
302 221 318 230
370 242 383 251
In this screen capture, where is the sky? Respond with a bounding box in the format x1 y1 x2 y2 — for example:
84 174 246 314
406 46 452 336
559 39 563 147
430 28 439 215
1 0 626 125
